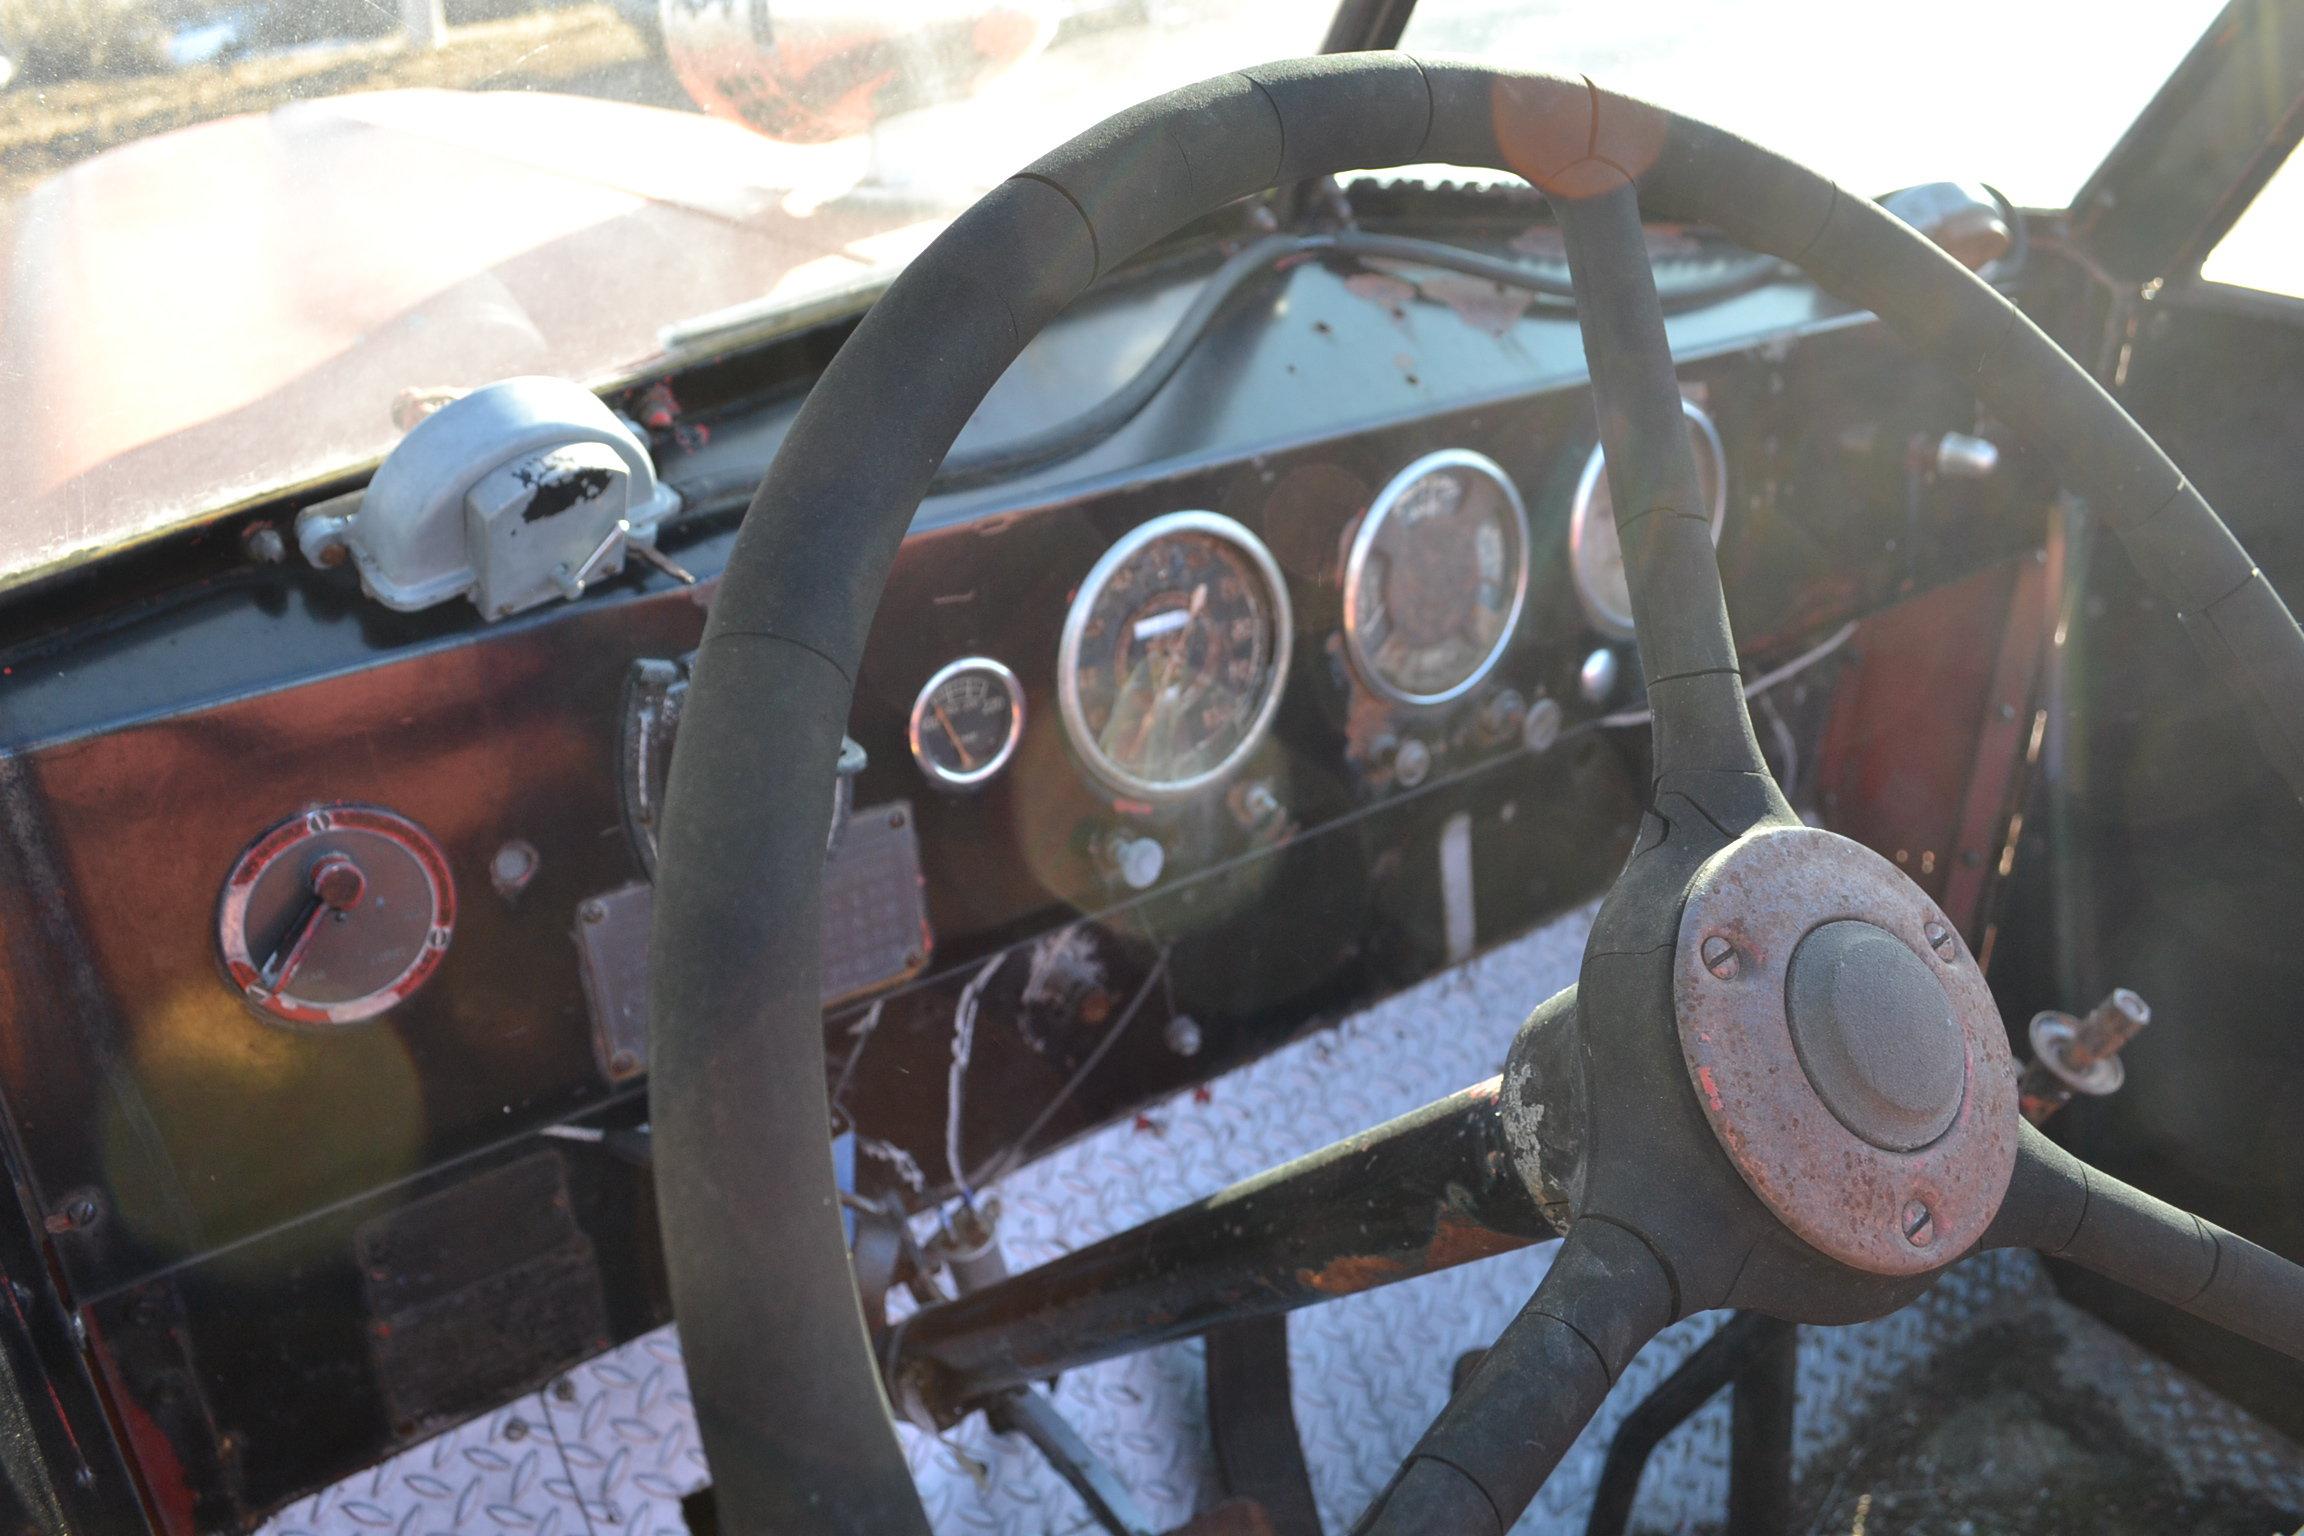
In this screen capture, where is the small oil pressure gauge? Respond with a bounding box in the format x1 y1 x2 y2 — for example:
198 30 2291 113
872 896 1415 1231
909 658 1024 790
217 806 455 1027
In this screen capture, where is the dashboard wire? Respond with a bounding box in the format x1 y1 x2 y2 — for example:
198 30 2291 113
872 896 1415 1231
1595 619 1860 729
927 228 1783 492
965 946 1172 1193
667 229 1786 513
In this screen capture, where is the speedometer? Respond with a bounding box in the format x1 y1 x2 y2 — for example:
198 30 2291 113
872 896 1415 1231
1568 396 1727 639
1343 449 1531 705
1058 511 1292 799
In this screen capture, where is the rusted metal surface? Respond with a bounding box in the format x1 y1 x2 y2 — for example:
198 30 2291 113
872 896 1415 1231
1674 827 2018 1276
1815 554 2052 942
891 1077 1565 1414
1939 540 2056 945
1500 984 1588 1216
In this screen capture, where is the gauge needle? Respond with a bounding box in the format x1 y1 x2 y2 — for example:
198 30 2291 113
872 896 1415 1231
932 700 978 771
262 853 367 990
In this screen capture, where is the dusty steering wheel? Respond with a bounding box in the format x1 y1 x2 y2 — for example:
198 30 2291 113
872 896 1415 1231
650 56 2304 1535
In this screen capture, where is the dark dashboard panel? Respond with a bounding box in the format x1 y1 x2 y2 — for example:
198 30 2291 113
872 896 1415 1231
0 238 2049 1528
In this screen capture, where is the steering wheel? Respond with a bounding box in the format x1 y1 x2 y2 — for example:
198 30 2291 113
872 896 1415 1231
649 57 2304 1535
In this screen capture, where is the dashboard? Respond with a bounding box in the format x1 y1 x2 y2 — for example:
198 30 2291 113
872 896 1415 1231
0 206 2047 1532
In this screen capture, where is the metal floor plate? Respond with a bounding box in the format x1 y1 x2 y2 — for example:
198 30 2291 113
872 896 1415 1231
263 906 2304 1536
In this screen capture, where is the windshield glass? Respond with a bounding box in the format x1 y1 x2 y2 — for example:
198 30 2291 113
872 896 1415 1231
0 0 2220 592
1404 0 2223 209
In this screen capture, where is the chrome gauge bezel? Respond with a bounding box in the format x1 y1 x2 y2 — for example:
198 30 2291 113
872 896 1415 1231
1342 447 1533 707
1567 396 1728 640
908 656 1026 790
1057 510 1294 801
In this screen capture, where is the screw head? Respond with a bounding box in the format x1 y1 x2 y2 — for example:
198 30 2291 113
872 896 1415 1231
241 524 286 565
580 900 607 925
1924 921 1957 961
1700 934 1739 980
1901 1199 1935 1246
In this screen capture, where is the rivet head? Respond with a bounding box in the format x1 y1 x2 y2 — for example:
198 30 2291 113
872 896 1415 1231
1902 1199 1935 1246
1924 921 1957 961
1700 934 1739 980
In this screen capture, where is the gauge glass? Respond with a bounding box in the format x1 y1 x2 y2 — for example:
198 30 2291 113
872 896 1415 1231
1569 397 1728 639
1058 511 1292 798
217 806 455 1028
1344 449 1531 705
910 657 1024 789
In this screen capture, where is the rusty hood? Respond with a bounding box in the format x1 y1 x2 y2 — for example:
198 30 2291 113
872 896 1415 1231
0 86 942 592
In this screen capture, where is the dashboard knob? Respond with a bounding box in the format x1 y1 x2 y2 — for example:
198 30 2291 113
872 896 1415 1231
1524 696 1564 754
1579 647 1621 705
1234 780 1284 833
1479 689 1528 748
1392 736 1432 789
1933 431 2001 480
1101 832 1166 891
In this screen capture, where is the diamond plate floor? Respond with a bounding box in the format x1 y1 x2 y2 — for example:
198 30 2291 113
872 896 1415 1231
263 905 2304 1536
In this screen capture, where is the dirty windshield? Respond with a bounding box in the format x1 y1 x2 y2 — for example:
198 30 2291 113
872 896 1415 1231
0 0 2219 591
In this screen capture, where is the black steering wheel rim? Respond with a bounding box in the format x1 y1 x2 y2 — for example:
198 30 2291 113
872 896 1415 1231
649 54 2304 1534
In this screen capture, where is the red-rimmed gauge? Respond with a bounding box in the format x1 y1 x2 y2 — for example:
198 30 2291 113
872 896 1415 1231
216 806 455 1027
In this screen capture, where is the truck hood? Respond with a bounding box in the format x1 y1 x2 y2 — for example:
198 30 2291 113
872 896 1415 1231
0 87 940 593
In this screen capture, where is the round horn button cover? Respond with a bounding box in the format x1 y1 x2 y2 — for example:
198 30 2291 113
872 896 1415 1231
1675 826 2016 1276
1786 921 1965 1151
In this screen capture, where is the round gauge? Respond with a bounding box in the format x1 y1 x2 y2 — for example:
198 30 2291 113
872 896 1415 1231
909 657 1024 789
217 806 455 1027
1058 511 1293 799
1568 397 1728 639
1344 448 1532 705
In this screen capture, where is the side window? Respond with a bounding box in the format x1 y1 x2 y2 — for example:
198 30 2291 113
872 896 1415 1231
2202 148 2304 299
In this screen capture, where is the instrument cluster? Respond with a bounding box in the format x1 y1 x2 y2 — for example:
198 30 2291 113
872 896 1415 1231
899 399 1732 879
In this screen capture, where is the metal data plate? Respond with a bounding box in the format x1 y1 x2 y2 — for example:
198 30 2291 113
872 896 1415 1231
820 802 933 1005
576 801 929 1082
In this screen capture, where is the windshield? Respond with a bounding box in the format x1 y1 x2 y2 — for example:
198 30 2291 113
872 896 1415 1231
1404 1 2224 211
0 0 2221 593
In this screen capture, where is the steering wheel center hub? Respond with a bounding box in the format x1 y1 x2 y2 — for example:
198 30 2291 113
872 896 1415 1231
1786 919 1967 1151
1675 828 2017 1275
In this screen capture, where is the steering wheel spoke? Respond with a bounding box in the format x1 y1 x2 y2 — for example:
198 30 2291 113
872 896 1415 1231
1550 174 1785 825
1355 1219 1676 1536
1987 1122 2304 1363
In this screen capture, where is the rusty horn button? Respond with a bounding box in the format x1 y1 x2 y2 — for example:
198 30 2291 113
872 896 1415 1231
1784 920 1966 1152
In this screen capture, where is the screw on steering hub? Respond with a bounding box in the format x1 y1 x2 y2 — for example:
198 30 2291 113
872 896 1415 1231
1700 934 1739 980
1902 1199 1934 1246
1924 920 1957 961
